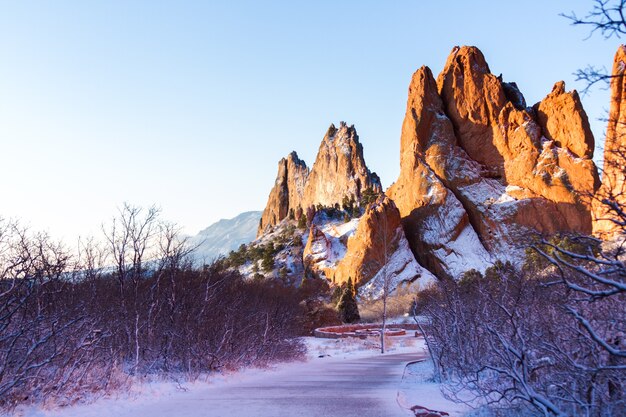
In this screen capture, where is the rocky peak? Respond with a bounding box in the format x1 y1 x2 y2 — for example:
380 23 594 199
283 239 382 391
388 62 494 277
437 46 508 170
258 122 381 236
593 45 626 238
302 122 381 209
258 151 309 236
390 45 600 278
436 45 598 200
534 81 594 159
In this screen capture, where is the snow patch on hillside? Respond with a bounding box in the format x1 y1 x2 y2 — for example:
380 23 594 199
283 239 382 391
359 231 437 299
434 224 493 278
304 216 360 277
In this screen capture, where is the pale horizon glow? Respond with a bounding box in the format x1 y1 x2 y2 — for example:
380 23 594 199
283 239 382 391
0 1 619 243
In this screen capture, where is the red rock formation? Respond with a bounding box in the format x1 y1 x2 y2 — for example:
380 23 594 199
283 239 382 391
387 65 493 277
534 81 594 159
258 152 308 236
258 122 381 236
389 46 600 277
593 45 626 238
437 46 598 206
333 195 402 285
333 195 435 296
437 46 508 171
301 122 382 209
257 45 603 286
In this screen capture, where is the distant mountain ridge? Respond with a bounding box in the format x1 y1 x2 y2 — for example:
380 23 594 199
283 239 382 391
190 211 261 263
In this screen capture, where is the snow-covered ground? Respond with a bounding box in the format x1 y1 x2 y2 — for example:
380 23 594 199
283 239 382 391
12 335 467 417
398 360 469 417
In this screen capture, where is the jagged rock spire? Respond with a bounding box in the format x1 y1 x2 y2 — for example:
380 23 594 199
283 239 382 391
257 123 381 236
258 152 308 236
389 45 600 278
301 122 381 210
593 45 626 238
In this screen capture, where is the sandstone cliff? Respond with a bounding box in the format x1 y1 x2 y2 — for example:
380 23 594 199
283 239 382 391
253 45 604 293
389 46 600 278
333 195 435 297
258 122 381 236
593 45 626 238
258 152 308 235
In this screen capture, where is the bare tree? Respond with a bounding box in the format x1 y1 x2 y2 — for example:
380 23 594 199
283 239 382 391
102 203 161 373
414 247 626 416
562 0 626 39
562 0 626 94
0 206 308 412
0 221 112 408
378 208 391 354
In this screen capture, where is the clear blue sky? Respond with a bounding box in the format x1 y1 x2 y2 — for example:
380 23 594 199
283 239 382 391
0 1 619 242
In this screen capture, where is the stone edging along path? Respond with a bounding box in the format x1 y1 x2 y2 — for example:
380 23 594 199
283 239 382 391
314 323 421 339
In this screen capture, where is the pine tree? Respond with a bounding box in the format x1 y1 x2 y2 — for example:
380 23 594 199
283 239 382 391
297 213 308 230
360 187 380 208
337 277 360 323
261 248 275 272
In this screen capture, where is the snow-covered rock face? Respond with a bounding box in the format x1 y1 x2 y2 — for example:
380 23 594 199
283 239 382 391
389 46 600 279
358 235 436 299
255 200 432 300
258 122 381 236
252 45 604 294
333 196 435 295
302 215 359 280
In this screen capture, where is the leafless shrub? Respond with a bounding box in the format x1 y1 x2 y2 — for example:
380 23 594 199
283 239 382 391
415 257 625 417
0 206 306 411
359 288 415 323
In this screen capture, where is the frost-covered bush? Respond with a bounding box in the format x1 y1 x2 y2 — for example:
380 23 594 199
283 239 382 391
0 212 306 411
415 259 625 416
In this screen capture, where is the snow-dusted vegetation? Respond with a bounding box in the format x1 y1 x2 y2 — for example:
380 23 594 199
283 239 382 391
414 245 625 416
0 206 307 412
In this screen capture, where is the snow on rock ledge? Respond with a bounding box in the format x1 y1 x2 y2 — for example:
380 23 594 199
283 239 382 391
334 195 434 296
359 233 436 299
389 46 599 279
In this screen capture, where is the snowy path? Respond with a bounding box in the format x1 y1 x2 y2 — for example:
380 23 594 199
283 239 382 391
29 349 426 417
173 351 426 417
